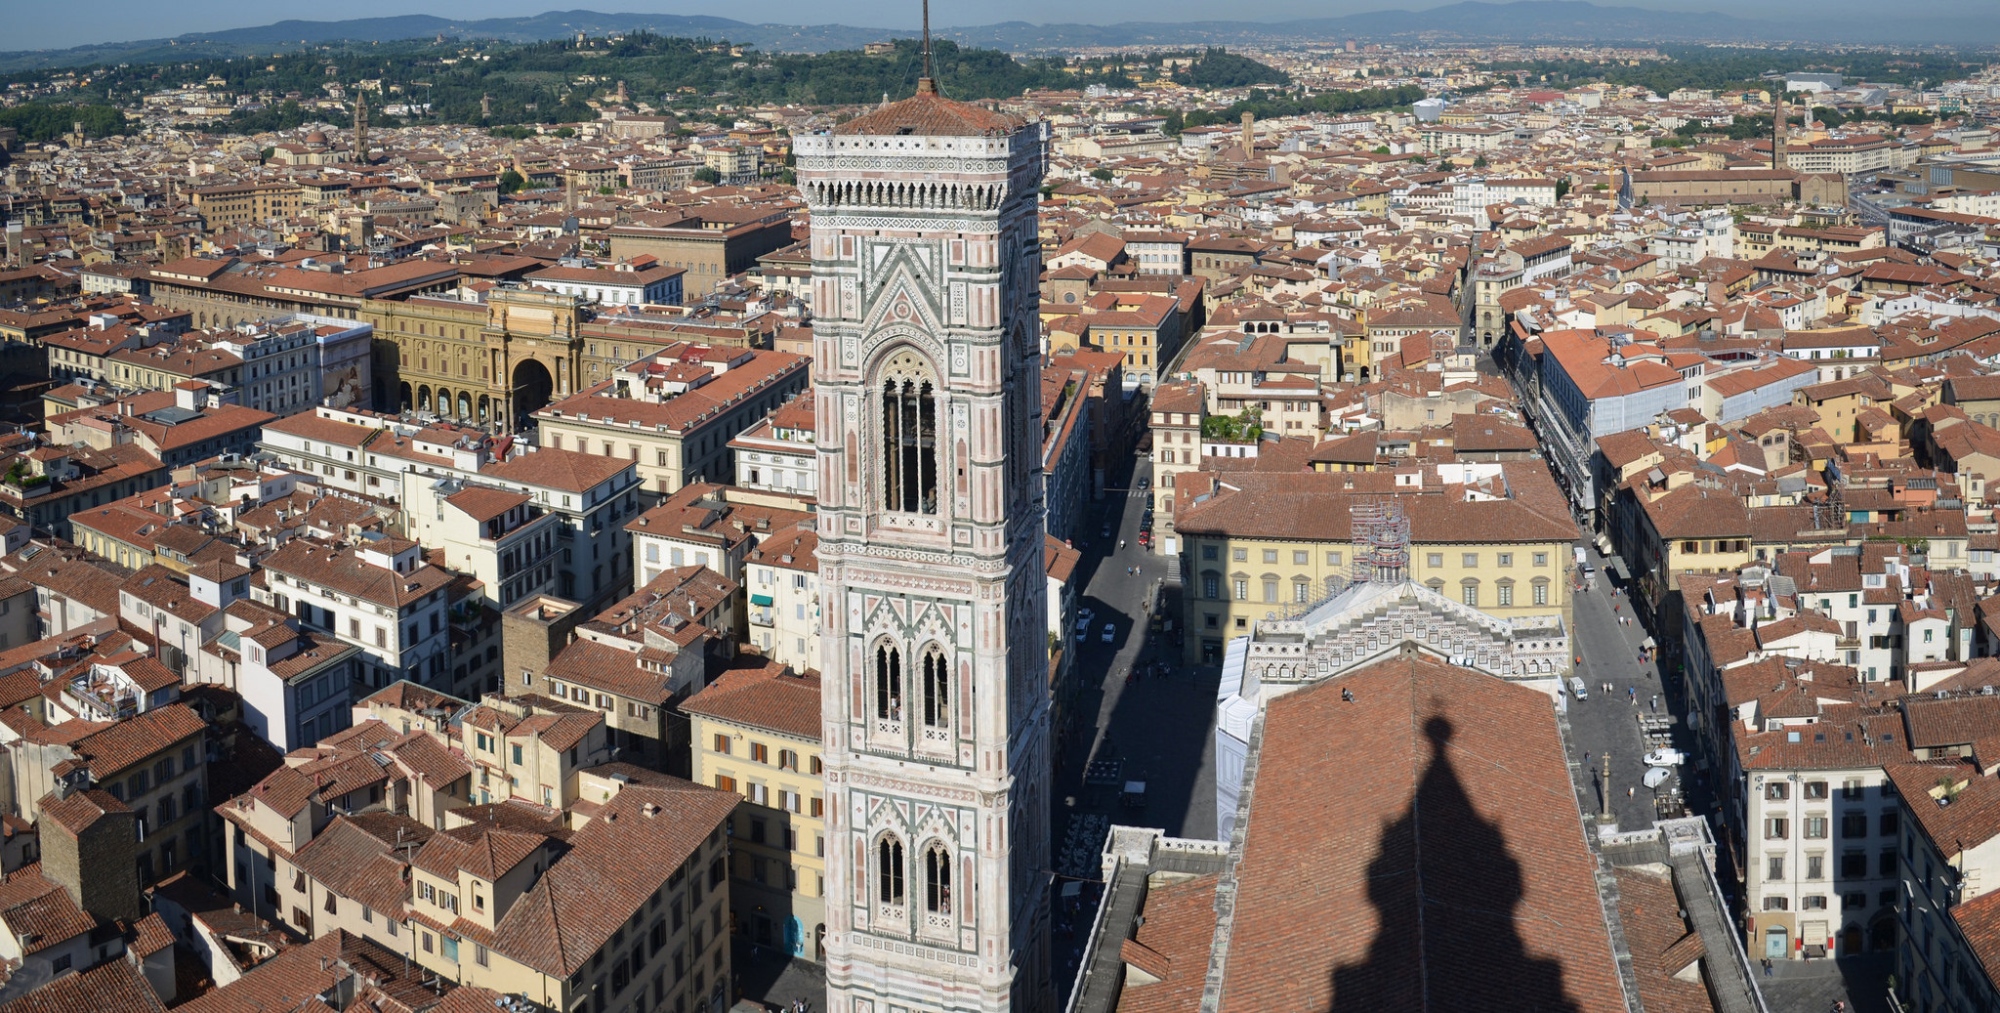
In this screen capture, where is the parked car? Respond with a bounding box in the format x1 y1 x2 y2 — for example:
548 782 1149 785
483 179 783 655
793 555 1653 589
1643 767 1675 789
1568 677 1588 700
1642 747 1687 767
1137 477 1150 492
1101 623 1115 643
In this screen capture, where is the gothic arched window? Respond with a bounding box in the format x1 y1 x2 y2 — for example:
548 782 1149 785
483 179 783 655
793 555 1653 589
924 843 952 913
877 835 906 905
880 352 938 515
921 648 948 729
875 643 903 722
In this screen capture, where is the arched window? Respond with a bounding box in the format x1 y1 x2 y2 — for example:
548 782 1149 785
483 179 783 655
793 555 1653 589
875 643 903 721
877 836 905 905
921 648 948 729
924 843 952 913
880 352 938 515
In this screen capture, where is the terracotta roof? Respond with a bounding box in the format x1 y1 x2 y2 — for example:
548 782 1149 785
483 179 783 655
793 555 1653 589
0 864 101 956
1115 875 1218 1013
292 815 432 920
490 783 735 976
128 911 176 959
177 929 445 1013
543 640 674 705
482 448 631 494
834 89 1025 137
0 955 166 1013
1951 885 2000 989
413 824 549 882
1175 466 1575 545
1888 760 2000 858
262 539 452 607
444 486 530 524
1613 867 1714 1013
38 788 129 836
682 659 819 740
1212 655 1625 1013
71 704 206 778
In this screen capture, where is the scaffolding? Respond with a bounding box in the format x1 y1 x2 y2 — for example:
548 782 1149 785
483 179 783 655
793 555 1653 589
1350 500 1411 586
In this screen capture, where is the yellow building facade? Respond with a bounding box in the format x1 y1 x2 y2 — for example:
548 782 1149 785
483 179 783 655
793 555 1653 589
682 663 828 961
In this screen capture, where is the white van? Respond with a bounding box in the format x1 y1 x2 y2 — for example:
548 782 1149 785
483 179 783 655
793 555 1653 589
1569 677 1588 700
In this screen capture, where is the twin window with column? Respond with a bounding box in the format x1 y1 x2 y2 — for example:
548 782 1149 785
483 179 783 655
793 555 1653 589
876 833 953 916
880 355 939 515
874 642 950 731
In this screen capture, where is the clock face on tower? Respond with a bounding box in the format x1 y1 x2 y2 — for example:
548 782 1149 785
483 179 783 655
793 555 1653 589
799 79 1055 1013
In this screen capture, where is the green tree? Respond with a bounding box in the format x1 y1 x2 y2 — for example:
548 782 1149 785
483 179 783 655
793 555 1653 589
497 169 526 195
0 102 127 143
1089 167 1114 181
1172 47 1288 89
1372 145 1391 155
693 166 721 184
1159 108 1184 137
1555 179 1571 200
1473 155 1488 168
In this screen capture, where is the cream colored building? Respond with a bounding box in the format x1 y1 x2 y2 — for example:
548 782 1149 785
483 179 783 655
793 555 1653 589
742 521 820 673
452 695 611 808
1174 463 1577 664
683 661 827 962
401 480 563 611
534 345 810 502
1148 380 1206 558
221 684 740 1013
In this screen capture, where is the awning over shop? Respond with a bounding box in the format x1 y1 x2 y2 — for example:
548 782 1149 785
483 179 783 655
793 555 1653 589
1605 554 1632 581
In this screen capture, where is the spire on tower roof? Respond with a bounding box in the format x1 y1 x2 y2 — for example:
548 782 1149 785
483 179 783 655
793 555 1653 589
917 0 936 95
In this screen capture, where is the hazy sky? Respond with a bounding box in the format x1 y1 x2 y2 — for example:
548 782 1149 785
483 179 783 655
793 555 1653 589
7 0 1988 51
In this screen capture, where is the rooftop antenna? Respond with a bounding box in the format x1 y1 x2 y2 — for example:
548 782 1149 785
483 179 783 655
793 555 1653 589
918 0 936 94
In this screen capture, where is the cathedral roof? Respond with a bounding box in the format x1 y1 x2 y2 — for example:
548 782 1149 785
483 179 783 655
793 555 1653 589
834 84 1024 138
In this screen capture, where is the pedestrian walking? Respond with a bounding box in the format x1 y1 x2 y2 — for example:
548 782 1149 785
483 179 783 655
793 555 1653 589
1627 786 1635 798
1762 958 1773 978
1629 686 1636 704
1584 750 1591 765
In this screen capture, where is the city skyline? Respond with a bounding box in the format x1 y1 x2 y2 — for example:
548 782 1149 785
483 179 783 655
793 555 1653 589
7 0 1993 52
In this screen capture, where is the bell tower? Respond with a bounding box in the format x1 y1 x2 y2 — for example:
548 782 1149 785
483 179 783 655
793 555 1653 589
798 30 1053 1013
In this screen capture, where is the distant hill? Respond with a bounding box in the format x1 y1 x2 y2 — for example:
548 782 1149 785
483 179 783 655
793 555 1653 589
0 2 1989 73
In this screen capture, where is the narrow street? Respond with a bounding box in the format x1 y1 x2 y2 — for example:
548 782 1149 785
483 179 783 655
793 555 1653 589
1045 449 1228 997
1562 543 1686 831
